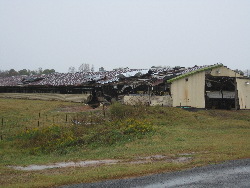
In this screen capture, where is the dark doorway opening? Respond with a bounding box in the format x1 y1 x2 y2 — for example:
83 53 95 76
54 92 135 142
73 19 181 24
205 75 237 110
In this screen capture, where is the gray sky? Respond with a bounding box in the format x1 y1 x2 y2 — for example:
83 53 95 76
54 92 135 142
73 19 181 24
0 0 249 73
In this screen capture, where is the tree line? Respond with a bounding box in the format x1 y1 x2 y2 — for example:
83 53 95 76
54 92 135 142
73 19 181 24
0 68 56 77
1 65 249 78
0 63 96 78
68 63 95 73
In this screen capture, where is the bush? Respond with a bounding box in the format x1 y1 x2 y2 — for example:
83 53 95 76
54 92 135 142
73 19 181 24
83 128 124 147
109 102 147 120
109 102 134 120
83 119 154 147
15 115 154 153
17 125 77 154
119 119 154 135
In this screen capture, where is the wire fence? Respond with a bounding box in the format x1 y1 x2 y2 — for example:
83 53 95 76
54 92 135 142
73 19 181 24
0 109 107 140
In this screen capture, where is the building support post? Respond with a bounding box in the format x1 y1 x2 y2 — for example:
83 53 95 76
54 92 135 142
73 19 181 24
234 73 238 110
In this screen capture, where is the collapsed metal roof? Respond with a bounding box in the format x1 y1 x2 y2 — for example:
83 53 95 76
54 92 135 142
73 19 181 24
0 64 231 87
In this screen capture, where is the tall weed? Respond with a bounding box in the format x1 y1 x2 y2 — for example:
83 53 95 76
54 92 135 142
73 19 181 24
109 102 147 120
16 125 77 154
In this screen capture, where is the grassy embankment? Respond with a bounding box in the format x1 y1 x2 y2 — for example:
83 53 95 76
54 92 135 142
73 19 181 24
0 98 250 187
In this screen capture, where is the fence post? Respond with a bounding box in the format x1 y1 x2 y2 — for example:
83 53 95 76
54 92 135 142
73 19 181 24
1 118 3 126
66 114 68 122
91 112 93 126
103 105 105 117
38 120 40 127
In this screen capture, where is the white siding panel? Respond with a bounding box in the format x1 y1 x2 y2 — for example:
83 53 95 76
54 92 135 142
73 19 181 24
210 66 242 77
171 71 205 108
236 78 250 109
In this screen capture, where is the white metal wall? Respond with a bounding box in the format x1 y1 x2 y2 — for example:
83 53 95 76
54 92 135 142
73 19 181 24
210 66 243 77
171 71 205 108
236 78 250 109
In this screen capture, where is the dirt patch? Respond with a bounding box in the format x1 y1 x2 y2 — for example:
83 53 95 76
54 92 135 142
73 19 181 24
136 154 169 160
132 155 192 164
9 154 193 171
9 160 119 171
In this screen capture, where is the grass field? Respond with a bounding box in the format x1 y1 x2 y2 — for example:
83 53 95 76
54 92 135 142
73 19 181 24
0 98 250 187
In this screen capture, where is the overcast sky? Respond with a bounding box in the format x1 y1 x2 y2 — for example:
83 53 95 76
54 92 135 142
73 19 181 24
0 0 249 73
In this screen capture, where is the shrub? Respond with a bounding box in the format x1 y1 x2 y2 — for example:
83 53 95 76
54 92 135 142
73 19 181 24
82 119 154 147
109 102 147 120
83 128 124 147
109 102 134 120
17 125 77 154
15 117 154 153
119 119 154 135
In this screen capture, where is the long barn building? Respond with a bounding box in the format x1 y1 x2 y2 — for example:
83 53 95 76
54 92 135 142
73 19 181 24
0 64 249 109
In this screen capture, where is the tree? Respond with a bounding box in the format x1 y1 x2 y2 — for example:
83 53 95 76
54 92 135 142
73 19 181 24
8 69 18 76
79 63 90 72
68 66 76 73
30 70 37 75
99 67 105 72
18 69 29 75
37 67 43 75
234 69 244 76
0 70 8 77
42 69 55 75
91 64 94 72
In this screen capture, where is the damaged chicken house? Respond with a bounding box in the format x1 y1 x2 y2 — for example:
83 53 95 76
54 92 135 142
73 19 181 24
0 64 249 110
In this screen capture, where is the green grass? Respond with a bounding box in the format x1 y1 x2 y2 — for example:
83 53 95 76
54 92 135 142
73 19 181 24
0 98 250 187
